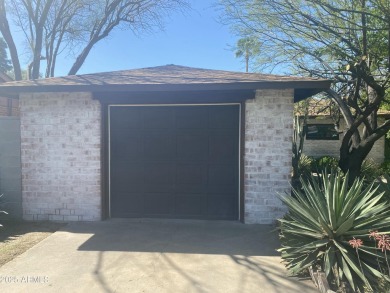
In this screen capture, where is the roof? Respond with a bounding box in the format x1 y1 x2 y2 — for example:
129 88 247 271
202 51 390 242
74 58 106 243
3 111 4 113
0 72 13 83
0 65 332 101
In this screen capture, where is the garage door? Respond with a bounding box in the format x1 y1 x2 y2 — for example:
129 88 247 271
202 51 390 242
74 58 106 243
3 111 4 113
109 105 240 220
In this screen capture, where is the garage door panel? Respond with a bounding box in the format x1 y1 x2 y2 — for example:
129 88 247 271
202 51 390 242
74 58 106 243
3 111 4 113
174 195 205 216
176 107 208 129
110 105 239 220
110 107 144 129
208 164 237 193
207 195 238 218
144 131 175 159
144 164 175 193
209 106 239 130
110 165 144 193
111 192 144 216
209 134 238 161
143 194 175 215
144 107 175 129
176 134 209 160
110 132 144 160
175 164 207 193
176 164 205 184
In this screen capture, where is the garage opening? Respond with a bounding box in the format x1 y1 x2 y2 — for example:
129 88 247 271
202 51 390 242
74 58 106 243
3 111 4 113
109 104 240 220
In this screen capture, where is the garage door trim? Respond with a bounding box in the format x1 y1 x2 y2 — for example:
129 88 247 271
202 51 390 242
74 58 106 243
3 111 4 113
108 103 242 220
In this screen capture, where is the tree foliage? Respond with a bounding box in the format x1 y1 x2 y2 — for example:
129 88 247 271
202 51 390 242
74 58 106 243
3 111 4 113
220 0 390 180
0 37 12 73
234 37 261 72
0 0 188 80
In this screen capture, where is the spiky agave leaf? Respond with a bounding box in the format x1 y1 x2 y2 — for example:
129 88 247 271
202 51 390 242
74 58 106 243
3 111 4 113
278 170 390 291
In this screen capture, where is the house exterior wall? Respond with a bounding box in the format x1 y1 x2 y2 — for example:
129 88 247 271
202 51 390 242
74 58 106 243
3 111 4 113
244 89 293 224
303 118 385 163
20 92 101 221
19 89 294 224
0 97 19 116
0 116 22 219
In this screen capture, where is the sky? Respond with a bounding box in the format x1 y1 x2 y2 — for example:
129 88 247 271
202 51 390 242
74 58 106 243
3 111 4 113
25 1 244 77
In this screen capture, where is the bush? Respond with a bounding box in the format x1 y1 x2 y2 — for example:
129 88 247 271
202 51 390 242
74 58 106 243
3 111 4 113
308 157 385 180
385 135 390 161
297 154 313 178
278 171 390 292
360 159 383 181
381 161 390 175
311 156 340 174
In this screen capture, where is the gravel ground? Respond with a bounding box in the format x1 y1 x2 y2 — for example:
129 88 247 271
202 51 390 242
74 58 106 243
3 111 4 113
0 221 66 267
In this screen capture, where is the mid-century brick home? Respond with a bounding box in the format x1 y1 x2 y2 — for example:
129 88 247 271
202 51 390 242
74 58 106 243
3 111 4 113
0 65 331 223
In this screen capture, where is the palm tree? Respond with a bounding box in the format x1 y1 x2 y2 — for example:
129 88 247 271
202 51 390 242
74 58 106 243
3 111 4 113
234 37 261 72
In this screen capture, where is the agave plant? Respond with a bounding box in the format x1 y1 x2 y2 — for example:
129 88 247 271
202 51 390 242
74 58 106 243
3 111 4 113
278 171 390 292
360 159 383 181
297 154 313 178
378 174 390 203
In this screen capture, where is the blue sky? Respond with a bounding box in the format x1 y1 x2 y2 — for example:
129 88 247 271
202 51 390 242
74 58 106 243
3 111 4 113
48 1 243 76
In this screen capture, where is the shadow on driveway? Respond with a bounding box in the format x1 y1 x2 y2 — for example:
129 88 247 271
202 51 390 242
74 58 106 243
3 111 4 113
0 219 316 293
73 219 280 256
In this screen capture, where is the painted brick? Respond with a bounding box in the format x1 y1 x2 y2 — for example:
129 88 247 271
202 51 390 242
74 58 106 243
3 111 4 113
20 92 101 221
244 89 293 224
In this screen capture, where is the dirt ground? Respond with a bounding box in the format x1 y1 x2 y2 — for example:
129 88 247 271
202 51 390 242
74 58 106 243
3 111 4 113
0 221 65 267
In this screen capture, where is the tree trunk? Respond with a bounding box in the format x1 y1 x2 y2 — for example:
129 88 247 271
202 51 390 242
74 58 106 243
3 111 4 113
339 140 375 183
339 152 363 184
2 31 22 80
67 42 94 75
0 0 22 80
31 29 44 79
68 29 110 75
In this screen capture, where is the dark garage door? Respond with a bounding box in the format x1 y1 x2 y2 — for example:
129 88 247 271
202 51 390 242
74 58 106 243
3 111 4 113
109 105 239 220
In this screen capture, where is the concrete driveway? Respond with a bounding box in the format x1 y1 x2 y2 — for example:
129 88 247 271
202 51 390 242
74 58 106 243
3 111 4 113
0 220 316 293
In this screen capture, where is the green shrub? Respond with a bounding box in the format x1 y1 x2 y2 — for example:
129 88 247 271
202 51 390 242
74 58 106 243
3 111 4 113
297 154 313 177
360 159 383 181
292 154 314 192
309 157 385 180
381 161 390 175
310 156 340 174
278 171 390 292
385 135 390 160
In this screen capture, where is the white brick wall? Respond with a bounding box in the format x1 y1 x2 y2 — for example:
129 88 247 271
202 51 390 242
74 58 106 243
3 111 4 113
244 89 293 224
18 89 295 224
20 92 101 221
303 118 385 163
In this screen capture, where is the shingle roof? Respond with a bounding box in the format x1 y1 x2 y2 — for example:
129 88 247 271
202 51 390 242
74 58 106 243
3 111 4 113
0 72 12 83
0 65 332 100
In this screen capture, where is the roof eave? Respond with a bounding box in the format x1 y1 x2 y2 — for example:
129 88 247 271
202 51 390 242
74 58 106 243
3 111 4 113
0 80 332 99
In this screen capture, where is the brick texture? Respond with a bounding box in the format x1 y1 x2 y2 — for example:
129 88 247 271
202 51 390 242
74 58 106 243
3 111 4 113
244 89 293 224
20 92 101 221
